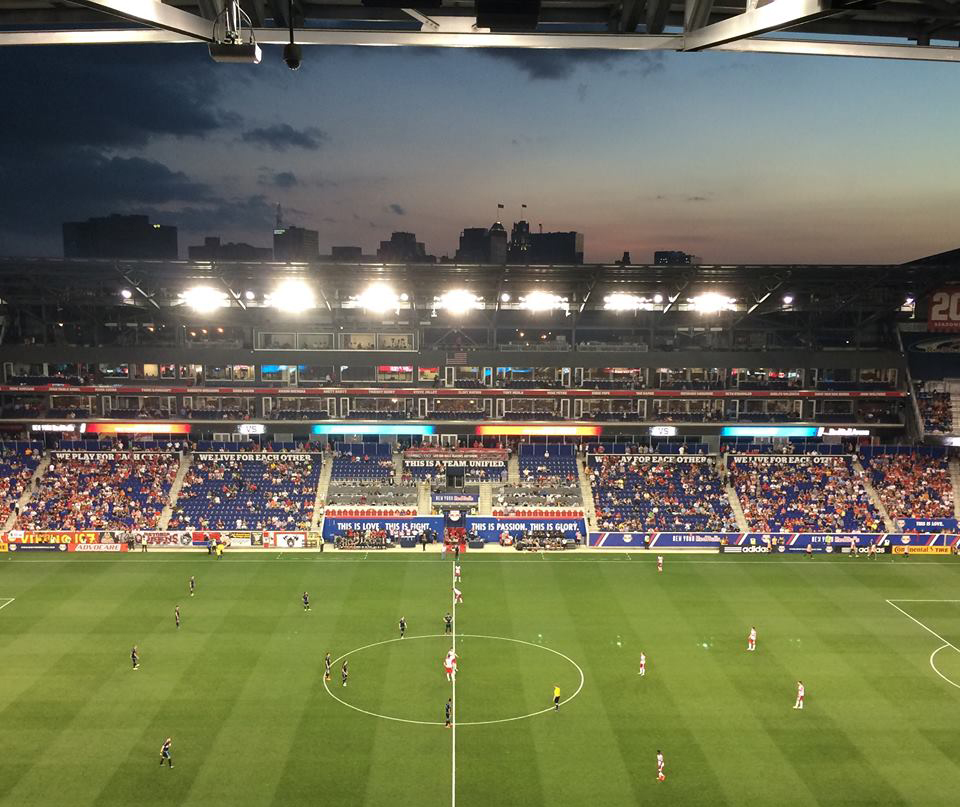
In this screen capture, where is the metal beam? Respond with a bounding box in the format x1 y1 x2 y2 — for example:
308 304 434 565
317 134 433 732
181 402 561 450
646 0 671 33
685 0 715 31
618 0 646 32
683 0 836 50
715 35 960 60
69 0 214 40
2 25 960 63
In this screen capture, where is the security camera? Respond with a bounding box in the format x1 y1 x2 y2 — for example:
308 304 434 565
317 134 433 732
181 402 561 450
283 42 302 70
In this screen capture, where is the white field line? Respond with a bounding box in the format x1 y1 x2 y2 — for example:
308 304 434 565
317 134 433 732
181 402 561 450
0 597 15 611
15 557 960 565
885 600 960 651
451 562 457 807
929 644 960 690
321 633 585 727
886 599 960 689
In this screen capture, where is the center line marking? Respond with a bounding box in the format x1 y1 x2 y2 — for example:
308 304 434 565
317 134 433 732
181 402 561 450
451 560 457 807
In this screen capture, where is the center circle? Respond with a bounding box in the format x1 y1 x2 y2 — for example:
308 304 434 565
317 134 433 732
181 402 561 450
322 633 585 726
930 643 960 690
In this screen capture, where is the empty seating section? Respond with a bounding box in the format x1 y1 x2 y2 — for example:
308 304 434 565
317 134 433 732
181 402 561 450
917 392 952 433
19 453 178 530
324 482 418 515
497 445 582 515
729 455 882 532
860 446 955 520
589 454 736 532
331 442 394 481
0 443 42 522
170 454 321 530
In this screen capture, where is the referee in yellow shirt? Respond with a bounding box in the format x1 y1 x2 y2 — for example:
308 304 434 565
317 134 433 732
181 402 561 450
554 685 561 711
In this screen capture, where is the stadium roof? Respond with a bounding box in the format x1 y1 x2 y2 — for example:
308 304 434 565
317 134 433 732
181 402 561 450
0 256 952 325
2 0 960 62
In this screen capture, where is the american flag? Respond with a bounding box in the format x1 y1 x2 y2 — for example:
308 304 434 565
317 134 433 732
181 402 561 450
447 352 468 365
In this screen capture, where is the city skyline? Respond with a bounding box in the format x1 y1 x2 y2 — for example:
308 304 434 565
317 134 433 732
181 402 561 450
2 44 959 263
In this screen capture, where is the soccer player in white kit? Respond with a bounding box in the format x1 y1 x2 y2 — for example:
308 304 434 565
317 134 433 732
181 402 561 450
638 651 646 677
657 555 663 573
748 627 757 651
444 650 458 681
793 680 805 709
656 750 665 782
453 586 463 604
454 563 462 583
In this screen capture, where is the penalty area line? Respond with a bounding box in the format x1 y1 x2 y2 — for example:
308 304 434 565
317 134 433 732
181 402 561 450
886 599 960 653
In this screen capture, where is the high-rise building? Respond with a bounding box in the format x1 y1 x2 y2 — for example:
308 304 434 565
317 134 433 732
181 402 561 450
654 250 700 265
188 237 272 261
508 220 531 263
62 214 178 260
377 232 434 263
455 222 508 264
273 225 319 262
331 246 363 261
507 221 583 264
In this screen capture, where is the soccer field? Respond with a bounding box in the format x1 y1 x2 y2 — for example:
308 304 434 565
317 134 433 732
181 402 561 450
2 553 960 807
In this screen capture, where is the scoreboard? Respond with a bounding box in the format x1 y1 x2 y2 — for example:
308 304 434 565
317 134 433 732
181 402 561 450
928 288 960 332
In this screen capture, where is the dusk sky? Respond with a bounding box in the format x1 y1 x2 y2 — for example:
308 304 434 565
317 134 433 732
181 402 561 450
2 43 959 263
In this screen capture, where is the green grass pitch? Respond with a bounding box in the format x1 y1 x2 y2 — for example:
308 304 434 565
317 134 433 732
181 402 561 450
2 552 960 806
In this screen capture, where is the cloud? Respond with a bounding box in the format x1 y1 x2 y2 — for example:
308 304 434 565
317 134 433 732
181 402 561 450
388 203 407 216
0 47 231 151
478 49 664 80
259 170 299 189
241 124 328 152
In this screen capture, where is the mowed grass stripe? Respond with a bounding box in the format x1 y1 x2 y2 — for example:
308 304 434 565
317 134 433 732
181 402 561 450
178 561 347 806
454 559 549 807
83 560 283 807
688 561 911 806
0 560 183 806
359 560 450 807
268 560 386 807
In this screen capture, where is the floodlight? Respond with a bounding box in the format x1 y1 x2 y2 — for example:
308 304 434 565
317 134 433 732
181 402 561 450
400 292 409 302
437 289 482 315
501 292 511 302
521 291 567 312
121 289 133 300
244 290 256 301
782 294 794 305
268 279 316 313
690 292 735 314
653 293 664 304
603 293 654 312
356 283 399 313
179 285 229 313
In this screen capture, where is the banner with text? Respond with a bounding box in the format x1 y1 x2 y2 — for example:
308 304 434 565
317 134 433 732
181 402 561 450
321 516 444 540
466 516 586 541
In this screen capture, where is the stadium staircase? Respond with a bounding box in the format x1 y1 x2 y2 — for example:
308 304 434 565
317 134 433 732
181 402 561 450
507 454 520 484
720 456 750 532
725 486 749 532
478 483 493 515
575 455 598 530
417 481 431 515
3 454 50 531
312 454 334 528
952 392 960 434
853 457 896 532
393 452 405 484
158 453 192 530
951 459 960 521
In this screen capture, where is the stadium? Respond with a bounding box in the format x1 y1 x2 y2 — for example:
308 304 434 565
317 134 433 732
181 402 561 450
1 251 960 805
3 1 960 803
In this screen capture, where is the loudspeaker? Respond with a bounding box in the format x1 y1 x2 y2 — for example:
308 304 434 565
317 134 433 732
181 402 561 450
476 0 541 31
